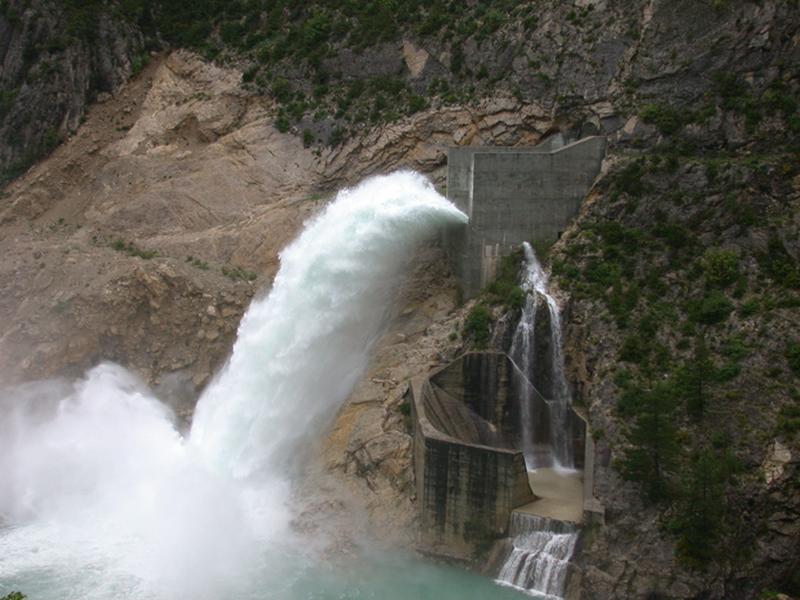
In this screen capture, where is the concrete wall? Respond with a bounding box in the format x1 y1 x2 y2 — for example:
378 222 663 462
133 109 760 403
411 357 535 559
411 352 593 557
445 136 605 297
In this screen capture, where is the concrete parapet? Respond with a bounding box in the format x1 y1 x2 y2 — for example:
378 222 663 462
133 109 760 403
445 136 606 297
411 352 600 558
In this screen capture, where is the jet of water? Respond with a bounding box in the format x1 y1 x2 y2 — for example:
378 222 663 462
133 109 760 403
0 171 467 600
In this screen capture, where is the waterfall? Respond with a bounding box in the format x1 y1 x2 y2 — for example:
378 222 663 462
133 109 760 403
509 242 573 470
496 513 578 600
501 242 579 599
0 171 467 600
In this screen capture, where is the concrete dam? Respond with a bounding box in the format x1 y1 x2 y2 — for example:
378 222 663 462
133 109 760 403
444 135 606 298
410 135 606 598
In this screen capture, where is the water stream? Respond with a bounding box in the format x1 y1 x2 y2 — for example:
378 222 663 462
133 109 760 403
0 172 525 600
509 242 573 470
501 242 580 599
496 514 578 600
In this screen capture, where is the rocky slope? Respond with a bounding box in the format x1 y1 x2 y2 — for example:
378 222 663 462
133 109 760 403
0 0 798 598
0 0 145 183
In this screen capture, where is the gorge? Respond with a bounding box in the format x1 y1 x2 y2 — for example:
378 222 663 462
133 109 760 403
1 1 799 599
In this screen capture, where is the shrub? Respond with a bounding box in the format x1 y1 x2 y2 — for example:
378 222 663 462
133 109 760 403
614 160 648 196
640 103 683 136
759 235 800 288
619 334 648 364
111 239 157 259
275 116 290 133
689 291 734 325
221 265 256 282
483 251 523 309
702 248 739 287
787 342 800 376
329 125 346 146
778 405 800 434
271 77 292 104
463 304 492 348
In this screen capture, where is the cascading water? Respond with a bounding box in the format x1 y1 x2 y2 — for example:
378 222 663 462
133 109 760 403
0 172 523 600
496 513 578 600
509 242 573 470
501 242 579 599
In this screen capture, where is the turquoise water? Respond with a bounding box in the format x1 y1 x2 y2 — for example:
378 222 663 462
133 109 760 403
0 546 526 600
279 554 526 600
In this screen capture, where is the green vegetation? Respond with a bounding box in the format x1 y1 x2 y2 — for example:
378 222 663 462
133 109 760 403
701 248 738 287
619 381 680 502
675 336 714 420
111 239 158 259
668 447 730 567
221 265 257 282
482 251 525 310
787 342 800 376
0 88 17 120
550 143 800 572
186 255 209 270
92 0 541 145
759 235 800 289
463 304 492 349
688 291 734 325
639 103 683 136
1 593 26 600
778 403 800 435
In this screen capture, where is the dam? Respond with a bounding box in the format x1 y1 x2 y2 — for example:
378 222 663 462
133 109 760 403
409 135 606 597
443 135 606 298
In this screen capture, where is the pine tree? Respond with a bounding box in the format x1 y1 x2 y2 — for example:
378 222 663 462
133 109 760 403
621 381 681 502
670 448 727 567
677 334 714 420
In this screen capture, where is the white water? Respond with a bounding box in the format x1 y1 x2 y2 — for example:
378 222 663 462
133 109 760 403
496 514 578 600
0 172 492 600
502 243 579 599
509 242 573 470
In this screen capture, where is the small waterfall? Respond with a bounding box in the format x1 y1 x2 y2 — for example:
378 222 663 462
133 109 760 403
510 242 573 469
501 242 579 599
496 513 578 599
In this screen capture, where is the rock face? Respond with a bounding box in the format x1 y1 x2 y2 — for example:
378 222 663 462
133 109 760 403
551 155 800 598
0 50 321 394
0 0 143 181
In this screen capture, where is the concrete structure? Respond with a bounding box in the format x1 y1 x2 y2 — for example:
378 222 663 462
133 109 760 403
411 352 598 558
444 136 606 297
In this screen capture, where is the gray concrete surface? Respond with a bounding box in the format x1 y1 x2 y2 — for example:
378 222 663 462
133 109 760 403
444 136 606 297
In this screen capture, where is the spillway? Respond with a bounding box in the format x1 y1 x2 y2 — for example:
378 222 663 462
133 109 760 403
0 172 538 600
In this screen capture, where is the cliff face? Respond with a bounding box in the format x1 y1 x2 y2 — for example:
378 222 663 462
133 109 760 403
553 159 800 599
0 0 798 598
0 0 144 183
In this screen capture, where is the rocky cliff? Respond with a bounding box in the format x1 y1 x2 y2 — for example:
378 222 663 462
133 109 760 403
0 0 798 598
0 0 145 183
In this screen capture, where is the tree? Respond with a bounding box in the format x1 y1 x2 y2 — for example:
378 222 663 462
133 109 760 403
676 335 714 420
621 381 681 502
670 448 727 568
